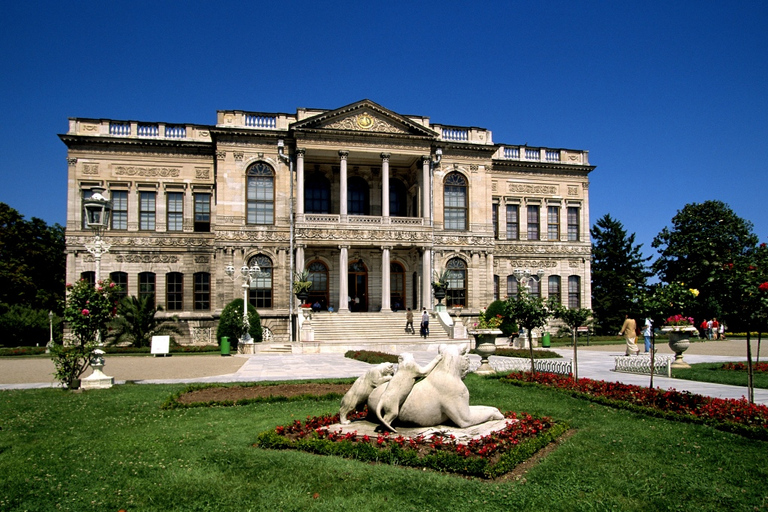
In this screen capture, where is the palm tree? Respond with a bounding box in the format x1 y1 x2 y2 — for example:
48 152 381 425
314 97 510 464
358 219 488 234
109 295 183 348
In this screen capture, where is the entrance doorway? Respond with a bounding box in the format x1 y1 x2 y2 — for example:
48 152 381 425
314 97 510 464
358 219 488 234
348 259 368 312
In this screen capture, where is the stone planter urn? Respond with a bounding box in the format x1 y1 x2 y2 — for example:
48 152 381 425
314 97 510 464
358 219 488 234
663 327 696 368
469 329 503 375
433 286 446 306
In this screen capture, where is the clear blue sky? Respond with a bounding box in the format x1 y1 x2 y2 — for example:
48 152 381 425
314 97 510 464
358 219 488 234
1 1 766 262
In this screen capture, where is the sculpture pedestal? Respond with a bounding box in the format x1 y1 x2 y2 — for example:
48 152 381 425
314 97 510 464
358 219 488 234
81 350 113 390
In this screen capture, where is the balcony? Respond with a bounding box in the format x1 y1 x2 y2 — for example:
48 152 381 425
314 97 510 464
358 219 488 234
496 146 589 166
69 119 211 142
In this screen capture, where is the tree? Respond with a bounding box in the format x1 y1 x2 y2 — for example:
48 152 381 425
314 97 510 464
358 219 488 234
483 300 518 337
591 214 652 334
652 200 758 321
505 290 552 373
0 203 65 312
550 301 592 380
108 295 183 348
216 299 263 348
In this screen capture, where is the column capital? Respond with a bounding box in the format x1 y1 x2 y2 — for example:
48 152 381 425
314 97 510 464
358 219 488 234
421 155 431 163
381 245 393 251
338 244 350 251
296 148 306 156
338 150 349 159
380 152 391 161
67 157 78 165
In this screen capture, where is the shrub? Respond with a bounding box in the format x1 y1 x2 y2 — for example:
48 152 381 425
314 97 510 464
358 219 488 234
344 350 398 364
485 300 518 337
216 299 262 346
109 295 183 348
0 305 59 347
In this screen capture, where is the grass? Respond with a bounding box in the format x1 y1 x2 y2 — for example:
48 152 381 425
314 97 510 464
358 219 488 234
1 377 767 511
673 362 768 389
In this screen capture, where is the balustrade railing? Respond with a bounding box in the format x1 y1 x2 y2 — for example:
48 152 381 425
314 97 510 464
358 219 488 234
442 127 469 142
109 122 131 136
245 114 277 129
164 125 187 138
137 123 159 137
504 147 520 159
525 148 540 160
545 150 560 162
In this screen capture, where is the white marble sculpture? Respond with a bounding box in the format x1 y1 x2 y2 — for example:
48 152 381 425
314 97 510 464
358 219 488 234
365 344 504 430
339 362 395 424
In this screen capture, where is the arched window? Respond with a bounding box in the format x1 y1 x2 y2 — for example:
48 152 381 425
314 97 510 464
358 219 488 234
529 279 540 299
139 272 156 306
80 271 95 287
305 172 330 214
166 272 183 311
548 275 561 305
444 172 468 230
246 162 274 225
445 258 466 307
307 260 329 309
390 262 405 310
248 255 273 308
568 275 581 309
507 275 518 299
348 176 369 215
110 271 128 301
389 178 408 217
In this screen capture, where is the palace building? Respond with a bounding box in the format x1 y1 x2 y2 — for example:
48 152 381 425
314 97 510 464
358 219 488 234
61 99 594 346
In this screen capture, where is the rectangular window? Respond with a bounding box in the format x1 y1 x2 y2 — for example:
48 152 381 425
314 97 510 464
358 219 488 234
547 206 560 241
139 191 156 230
506 204 519 240
527 205 540 241
493 275 499 301
567 206 580 241
249 268 273 308
194 272 210 310
507 276 518 299
529 279 541 298
568 275 581 309
167 192 183 231
194 193 211 232
166 272 183 311
139 272 156 307
80 271 95 287
492 203 499 239
111 190 128 230
247 176 274 225
548 275 561 304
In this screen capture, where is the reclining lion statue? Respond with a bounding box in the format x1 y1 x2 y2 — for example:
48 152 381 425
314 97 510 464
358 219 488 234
366 344 503 429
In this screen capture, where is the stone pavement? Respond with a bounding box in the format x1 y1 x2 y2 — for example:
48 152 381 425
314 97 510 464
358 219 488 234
1 340 767 405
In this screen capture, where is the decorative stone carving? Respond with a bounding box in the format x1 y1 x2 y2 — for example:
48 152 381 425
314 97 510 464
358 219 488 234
82 163 99 175
114 166 180 177
67 157 78 165
196 167 211 179
323 113 407 134
339 363 395 425
114 254 179 263
234 152 244 161
217 216 242 224
191 327 213 345
507 183 558 195
568 185 579 196
508 260 558 268
216 151 226 160
194 255 210 263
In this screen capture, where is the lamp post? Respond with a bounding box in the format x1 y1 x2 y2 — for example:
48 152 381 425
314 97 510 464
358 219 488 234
513 268 545 292
83 188 112 282
225 263 261 346
46 310 53 353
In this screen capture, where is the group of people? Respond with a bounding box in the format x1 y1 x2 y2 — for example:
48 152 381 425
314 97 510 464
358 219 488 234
404 308 431 338
700 318 725 340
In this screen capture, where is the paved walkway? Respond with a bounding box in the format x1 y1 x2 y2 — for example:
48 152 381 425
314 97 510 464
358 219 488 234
1 339 766 405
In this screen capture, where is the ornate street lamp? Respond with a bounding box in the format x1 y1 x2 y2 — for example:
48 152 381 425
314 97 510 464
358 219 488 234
225 262 261 345
83 188 112 281
513 268 545 292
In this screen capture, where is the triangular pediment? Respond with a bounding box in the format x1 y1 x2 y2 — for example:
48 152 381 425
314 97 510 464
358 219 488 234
291 100 437 138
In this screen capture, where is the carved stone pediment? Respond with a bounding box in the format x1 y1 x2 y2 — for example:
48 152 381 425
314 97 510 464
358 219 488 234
291 99 437 138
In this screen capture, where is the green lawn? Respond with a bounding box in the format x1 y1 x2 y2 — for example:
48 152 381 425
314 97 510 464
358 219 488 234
673 362 768 389
1 377 767 511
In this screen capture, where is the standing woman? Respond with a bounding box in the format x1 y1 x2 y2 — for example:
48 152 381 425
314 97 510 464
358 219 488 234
619 314 639 356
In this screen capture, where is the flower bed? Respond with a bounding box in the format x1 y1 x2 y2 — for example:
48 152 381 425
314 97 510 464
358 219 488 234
722 362 768 373
256 409 568 479
501 372 768 440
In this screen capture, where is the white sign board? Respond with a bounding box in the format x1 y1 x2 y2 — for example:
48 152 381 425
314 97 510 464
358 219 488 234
151 335 170 355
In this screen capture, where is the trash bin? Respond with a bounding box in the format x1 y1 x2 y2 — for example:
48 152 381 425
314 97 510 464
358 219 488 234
220 336 230 356
542 332 551 348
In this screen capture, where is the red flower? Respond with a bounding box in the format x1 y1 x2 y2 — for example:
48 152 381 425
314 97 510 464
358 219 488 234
759 282 768 292
81 309 90 316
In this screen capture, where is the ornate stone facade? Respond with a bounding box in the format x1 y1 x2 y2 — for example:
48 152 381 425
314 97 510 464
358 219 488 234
61 100 594 343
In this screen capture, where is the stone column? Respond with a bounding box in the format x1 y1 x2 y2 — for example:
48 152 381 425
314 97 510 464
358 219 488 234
422 248 432 309
381 153 390 218
339 245 349 312
381 246 391 311
339 151 348 220
296 149 305 218
421 155 431 222
295 244 305 273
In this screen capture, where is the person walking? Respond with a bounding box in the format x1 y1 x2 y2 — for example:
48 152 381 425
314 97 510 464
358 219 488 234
712 318 720 340
420 309 430 339
643 317 653 353
405 308 414 334
706 319 713 340
619 314 639 356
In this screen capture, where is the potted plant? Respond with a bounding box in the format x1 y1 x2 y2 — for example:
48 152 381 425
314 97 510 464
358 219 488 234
468 309 504 374
661 314 697 368
431 270 450 305
293 270 312 303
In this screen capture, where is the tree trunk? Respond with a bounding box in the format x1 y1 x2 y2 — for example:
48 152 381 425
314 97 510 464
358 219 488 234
649 330 656 389
528 328 536 374
572 330 578 381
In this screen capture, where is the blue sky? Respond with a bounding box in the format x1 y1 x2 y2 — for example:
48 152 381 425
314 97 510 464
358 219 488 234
1 0 766 262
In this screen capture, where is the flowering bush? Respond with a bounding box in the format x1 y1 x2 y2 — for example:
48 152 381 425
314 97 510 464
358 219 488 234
665 314 695 327
722 362 768 373
474 309 503 329
256 409 568 478
502 372 768 439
